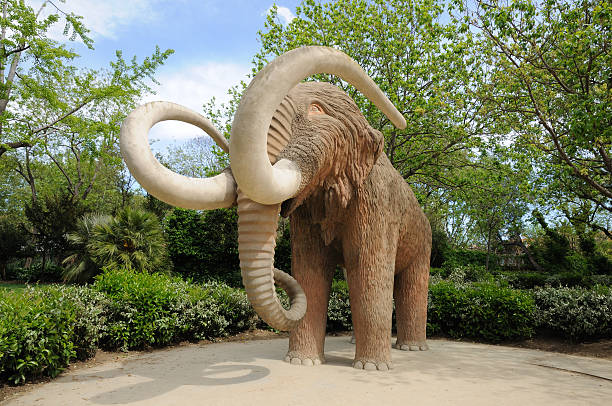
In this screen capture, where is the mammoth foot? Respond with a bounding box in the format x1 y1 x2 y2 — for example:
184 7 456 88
394 340 429 351
352 359 392 371
284 351 324 366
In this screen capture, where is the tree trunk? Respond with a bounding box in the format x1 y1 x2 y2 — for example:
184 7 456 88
514 236 543 272
485 226 492 272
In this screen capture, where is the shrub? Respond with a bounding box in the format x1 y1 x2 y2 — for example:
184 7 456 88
274 219 292 273
445 265 494 284
533 286 612 341
327 280 352 331
429 267 447 277
531 212 571 271
0 216 30 280
565 253 592 275
0 287 76 384
8 261 64 283
56 287 109 360
442 248 500 271
582 274 612 287
163 208 241 285
589 253 612 275
93 268 186 350
430 226 450 268
176 293 230 341
500 271 549 289
545 271 584 287
62 213 112 283
195 281 257 336
90 207 169 275
427 281 534 342
24 191 86 272
92 268 258 350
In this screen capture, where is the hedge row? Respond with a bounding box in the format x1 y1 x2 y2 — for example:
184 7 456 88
2 269 611 385
431 265 612 289
0 269 257 385
532 285 612 340
427 281 534 342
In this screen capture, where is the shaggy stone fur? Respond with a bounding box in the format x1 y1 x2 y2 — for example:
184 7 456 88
275 82 432 370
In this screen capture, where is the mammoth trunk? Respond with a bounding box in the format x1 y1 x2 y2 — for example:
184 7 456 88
237 189 306 331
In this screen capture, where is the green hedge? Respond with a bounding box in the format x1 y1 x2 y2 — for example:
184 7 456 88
2 268 611 386
427 281 534 342
497 270 612 289
327 280 352 331
323 277 535 342
92 268 258 351
442 248 501 271
533 286 612 341
93 268 187 350
0 286 102 384
0 269 258 384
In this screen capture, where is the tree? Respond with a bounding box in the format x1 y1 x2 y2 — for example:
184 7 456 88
61 212 111 282
0 214 29 278
0 1 171 156
206 0 495 195
163 207 241 285
23 190 85 270
451 148 537 270
0 0 172 219
162 136 225 178
468 0 611 236
89 207 168 274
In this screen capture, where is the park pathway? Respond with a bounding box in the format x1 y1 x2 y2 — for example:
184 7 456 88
4 337 612 405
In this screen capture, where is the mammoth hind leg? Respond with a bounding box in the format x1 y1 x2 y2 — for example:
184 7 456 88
394 259 430 351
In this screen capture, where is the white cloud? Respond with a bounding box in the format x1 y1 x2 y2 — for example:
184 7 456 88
31 0 164 40
265 5 295 25
276 6 296 24
143 61 251 143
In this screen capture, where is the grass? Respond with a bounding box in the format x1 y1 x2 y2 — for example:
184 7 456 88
0 282 27 291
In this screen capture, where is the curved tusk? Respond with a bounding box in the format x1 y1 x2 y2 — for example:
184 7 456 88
229 46 406 205
120 101 236 210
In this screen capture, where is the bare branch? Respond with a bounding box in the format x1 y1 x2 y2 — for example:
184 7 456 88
0 51 22 113
44 137 75 195
32 98 91 134
0 141 32 157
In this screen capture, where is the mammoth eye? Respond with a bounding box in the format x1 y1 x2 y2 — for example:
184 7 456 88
308 103 325 116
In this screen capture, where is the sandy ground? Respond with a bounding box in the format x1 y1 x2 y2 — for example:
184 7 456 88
2 336 611 406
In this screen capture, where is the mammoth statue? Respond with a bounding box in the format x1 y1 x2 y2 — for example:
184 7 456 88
121 46 431 371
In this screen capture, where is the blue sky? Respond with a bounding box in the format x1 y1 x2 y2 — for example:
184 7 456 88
34 0 304 148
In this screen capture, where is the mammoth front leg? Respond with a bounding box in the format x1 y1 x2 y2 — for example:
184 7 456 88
285 214 335 365
344 234 396 371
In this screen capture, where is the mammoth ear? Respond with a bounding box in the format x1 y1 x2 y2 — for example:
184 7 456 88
346 126 384 190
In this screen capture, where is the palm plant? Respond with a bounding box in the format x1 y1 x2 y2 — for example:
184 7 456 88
62 213 112 282
89 207 168 273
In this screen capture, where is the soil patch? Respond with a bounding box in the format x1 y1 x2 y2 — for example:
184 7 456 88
504 337 612 360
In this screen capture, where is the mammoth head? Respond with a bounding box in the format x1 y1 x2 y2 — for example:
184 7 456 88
120 46 406 332
275 82 386 222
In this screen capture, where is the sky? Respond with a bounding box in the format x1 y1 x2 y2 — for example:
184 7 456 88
32 0 305 151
